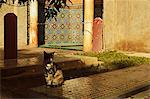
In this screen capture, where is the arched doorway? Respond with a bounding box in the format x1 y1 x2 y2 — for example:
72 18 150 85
94 0 103 19
4 13 17 59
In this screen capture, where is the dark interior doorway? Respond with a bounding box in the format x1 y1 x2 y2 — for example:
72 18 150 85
4 13 17 59
94 0 103 18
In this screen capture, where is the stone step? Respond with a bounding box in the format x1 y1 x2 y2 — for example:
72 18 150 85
0 55 81 70
0 56 81 79
1 55 104 80
65 55 98 65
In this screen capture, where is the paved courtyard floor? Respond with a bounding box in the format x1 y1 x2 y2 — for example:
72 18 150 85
30 64 150 99
0 47 150 98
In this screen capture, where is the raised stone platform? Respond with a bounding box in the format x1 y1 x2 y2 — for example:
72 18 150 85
30 65 150 99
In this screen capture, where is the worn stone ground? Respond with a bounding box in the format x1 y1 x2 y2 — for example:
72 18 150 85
1 47 150 98
30 64 150 99
0 47 82 60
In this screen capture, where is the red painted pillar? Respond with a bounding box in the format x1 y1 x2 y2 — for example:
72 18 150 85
92 17 103 52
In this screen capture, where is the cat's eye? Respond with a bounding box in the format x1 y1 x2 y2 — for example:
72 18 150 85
50 58 53 61
47 64 51 67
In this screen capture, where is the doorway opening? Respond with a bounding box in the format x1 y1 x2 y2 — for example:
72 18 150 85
94 0 103 19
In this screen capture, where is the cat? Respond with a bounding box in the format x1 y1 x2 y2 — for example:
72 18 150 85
44 51 64 87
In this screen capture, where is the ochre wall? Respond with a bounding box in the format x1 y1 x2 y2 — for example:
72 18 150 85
67 0 82 4
0 4 27 48
103 0 150 52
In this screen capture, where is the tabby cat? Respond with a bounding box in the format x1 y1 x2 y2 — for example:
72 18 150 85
44 51 64 87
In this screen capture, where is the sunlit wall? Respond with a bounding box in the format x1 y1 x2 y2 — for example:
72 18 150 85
103 0 150 52
0 3 27 48
29 0 38 47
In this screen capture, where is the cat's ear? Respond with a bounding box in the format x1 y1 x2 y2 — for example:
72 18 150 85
44 51 55 56
51 52 55 55
44 51 47 55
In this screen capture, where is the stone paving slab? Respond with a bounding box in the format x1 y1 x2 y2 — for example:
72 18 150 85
0 47 82 60
64 55 104 66
0 56 79 68
0 47 83 70
31 65 150 99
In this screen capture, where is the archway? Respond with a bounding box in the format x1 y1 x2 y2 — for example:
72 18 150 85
94 0 103 19
4 13 17 59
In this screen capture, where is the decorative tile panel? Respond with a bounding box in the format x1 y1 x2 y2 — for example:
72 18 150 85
45 3 83 46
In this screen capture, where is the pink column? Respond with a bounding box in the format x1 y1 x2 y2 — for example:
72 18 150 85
92 17 103 52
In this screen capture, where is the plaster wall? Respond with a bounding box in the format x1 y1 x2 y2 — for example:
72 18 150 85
103 0 150 52
67 0 82 4
0 4 27 48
